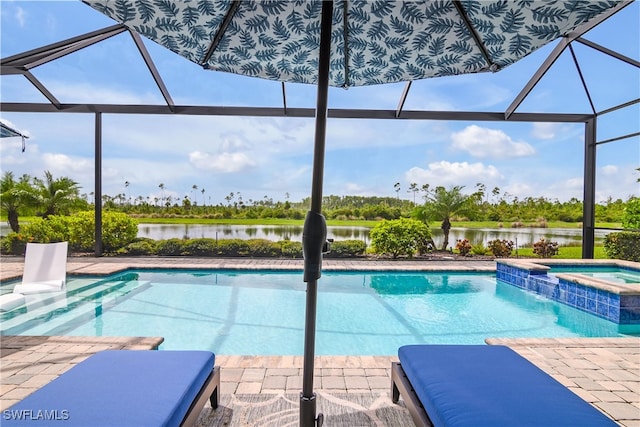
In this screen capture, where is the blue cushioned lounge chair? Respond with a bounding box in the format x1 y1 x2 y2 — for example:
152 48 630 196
391 345 616 427
4 350 220 427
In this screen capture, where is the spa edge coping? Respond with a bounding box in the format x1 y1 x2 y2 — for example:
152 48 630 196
496 259 640 296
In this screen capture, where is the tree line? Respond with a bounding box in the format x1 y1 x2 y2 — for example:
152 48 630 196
1 171 635 237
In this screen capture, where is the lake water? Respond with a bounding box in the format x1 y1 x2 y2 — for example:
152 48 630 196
136 224 608 248
0 222 608 249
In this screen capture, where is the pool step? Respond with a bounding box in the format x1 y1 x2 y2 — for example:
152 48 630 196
0 280 150 335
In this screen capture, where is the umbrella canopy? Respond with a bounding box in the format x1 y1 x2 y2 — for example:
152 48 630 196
84 0 623 88
0 119 28 152
81 1 627 426
0 119 28 139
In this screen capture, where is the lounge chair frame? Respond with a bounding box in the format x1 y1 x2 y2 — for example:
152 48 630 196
391 362 432 427
181 365 220 427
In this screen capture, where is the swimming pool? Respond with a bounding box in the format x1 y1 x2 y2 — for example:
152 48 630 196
0 270 632 355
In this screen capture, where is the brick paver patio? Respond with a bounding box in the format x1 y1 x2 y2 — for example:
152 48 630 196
1 257 638 425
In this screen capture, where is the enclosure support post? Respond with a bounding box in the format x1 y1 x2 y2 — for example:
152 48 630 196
94 112 103 257
582 117 596 259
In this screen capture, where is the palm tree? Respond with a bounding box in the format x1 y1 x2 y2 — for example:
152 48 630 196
192 184 198 205
32 171 80 218
423 185 471 251
408 182 418 204
158 183 165 207
124 181 130 204
0 172 33 232
394 182 401 199
201 188 205 206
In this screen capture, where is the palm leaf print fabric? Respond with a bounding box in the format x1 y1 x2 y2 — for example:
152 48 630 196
83 0 622 87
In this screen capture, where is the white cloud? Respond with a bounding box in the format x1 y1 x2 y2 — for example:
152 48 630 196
42 153 93 174
47 81 163 105
531 123 558 140
15 6 26 27
451 125 535 158
405 161 503 188
0 139 38 166
601 165 618 175
189 150 256 173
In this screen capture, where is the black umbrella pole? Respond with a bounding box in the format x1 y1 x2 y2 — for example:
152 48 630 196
300 277 319 427
300 2 333 427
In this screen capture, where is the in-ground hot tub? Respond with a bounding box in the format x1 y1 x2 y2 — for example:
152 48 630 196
497 259 640 330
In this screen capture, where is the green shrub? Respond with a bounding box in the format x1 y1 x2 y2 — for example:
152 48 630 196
20 217 67 243
217 239 250 256
470 243 488 255
182 238 217 256
604 231 640 262
532 238 559 258
622 198 640 230
101 211 139 252
120 238 158 255
6 211 137 253
64 211 138 252
455 239 472 256
326 240 366 258
156 238 186 256
278 240 303 258
1 232 32 255
369 218 431 258
65 212 95 251
247 239 280 257
487 239 514 257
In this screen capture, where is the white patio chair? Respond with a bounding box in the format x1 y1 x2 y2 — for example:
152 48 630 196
12 242 69 295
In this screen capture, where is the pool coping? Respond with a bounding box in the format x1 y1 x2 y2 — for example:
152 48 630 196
0 256 497 283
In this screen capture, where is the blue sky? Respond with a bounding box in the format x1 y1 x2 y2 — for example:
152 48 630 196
1 1 638 207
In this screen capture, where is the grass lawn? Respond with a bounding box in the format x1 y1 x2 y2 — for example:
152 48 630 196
516 246 608 259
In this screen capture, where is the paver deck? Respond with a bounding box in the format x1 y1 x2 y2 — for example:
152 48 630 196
1 257 638 425
0 255 496 282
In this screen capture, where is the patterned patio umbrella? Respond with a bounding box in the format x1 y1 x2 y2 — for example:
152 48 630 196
0 119 28 152
82 1 627 425
85 0 623 87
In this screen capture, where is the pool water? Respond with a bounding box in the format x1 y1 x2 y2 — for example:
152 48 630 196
549 266 640 284
0 270 630 355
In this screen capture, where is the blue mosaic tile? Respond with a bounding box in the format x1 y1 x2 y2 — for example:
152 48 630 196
496 263 639 325
596 289 609 305
559 281 567 292
596 302 609 317
619 308 639 323
609 293 620 305
629 309 640 322
621 295 640 308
